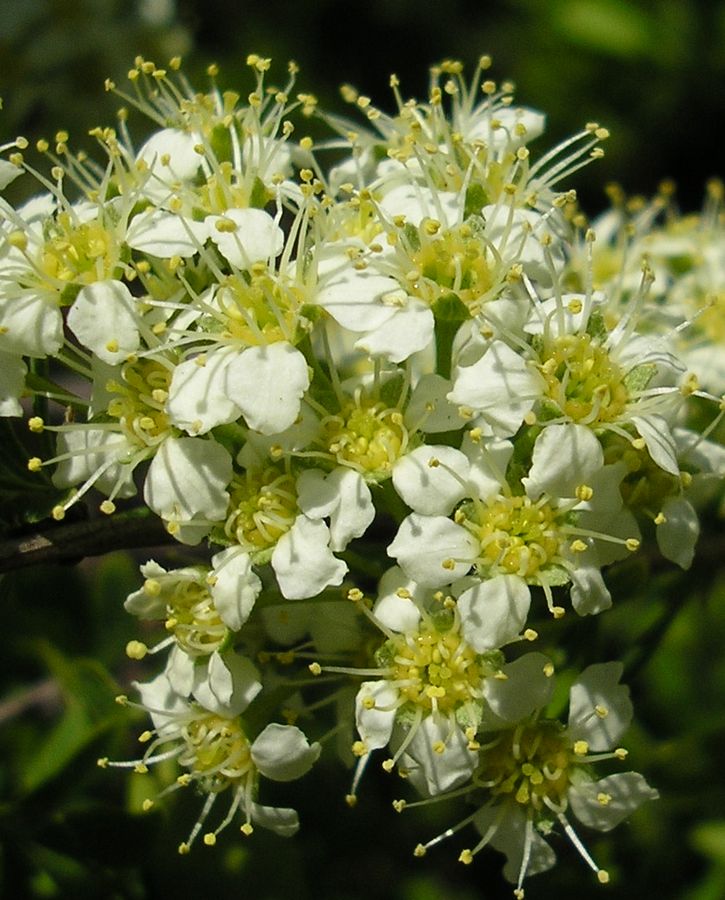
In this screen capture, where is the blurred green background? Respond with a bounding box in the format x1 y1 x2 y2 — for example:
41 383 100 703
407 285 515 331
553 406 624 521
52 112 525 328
1 1 725 898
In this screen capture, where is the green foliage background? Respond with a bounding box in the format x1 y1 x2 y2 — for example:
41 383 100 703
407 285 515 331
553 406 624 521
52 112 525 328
1 2 724 898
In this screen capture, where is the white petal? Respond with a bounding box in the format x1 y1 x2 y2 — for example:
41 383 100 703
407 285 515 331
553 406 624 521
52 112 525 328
67 281 140 365
399 714 477 795
630 414 680 476
193 651 262 716
167 350 240 435
251 723 321 781
656 495 699 570
0 159 22 189
392 445 469 516
209 546 262 630
569 772 659 832
355 681 398 750
297 467 374 551
387 514 477 587
0 289 63 358
567 662 632 751
569 565 612 616
226 342 309 435
354 300 434 363
458 575 531 652
317 271 401 332
524 424 604 500
448 341 544 437
207 208 284 267
249 803 299 837
271 516 347 599
405 373 461 434
134 671 188 735
136 128 200 202
460 435 513 499
372 567 424 633
474 804 556 884
51 428 137 498
483 652 555 723
126 209 208 258
143 436 232 529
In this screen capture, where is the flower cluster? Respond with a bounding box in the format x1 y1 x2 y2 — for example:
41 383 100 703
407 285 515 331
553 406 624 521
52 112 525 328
2 55 723 893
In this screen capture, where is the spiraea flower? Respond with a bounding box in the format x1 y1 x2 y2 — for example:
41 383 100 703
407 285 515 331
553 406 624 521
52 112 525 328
100 669 320 851
409 654 658 894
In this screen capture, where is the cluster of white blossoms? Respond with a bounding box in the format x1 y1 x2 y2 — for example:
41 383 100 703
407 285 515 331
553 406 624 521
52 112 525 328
2 55 724 893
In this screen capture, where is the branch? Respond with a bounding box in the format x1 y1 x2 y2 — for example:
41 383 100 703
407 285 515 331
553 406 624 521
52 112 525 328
0 508 174 573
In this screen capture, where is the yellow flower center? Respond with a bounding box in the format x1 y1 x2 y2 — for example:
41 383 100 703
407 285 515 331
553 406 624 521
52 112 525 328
477 721 573 810
458 495 563 579
41 213 118 285
380 611 492 715
180 713 253 793
106 359 172 448
539 333 628 425
224 467 298 551
407 222 495 315
164 580 227 657
217 271 303 347
321 399 408 479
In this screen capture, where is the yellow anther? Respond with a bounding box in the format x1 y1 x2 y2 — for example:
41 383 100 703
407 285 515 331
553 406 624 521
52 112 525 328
595 704 609 718
138 730 153 743
134 763 148 774
382 759 395 772
97 757 109 768
27 417 44 433
570 539 588 553
352 741 367 757
576 484 593 502
523 628 538 642
551 606 566 619
432 740 446 755
126 640 148 660
614 747 628 760
100 500 116 515
597 870 610 884
413 844 427 858
142 799 154 811
240 823 254 836
144 578 162 597
597 792 612 806
345 794 358 808
459 849 473 865
625 538 640 552
177 842 190 855
392 799 406 813
631 437 646 450
27 457 43 472
347 588 364 602
52 505 66 521
308 662 322 676
654 512 667 525
573 740 589 756
115 694 128 706
362 696 376 710
177 774 192 786
203 833 217 846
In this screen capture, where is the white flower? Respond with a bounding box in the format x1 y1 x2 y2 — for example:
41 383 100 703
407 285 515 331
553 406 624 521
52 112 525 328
103 672 320 850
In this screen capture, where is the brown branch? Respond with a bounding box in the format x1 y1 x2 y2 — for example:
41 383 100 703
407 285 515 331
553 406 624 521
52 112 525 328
0 509 174 573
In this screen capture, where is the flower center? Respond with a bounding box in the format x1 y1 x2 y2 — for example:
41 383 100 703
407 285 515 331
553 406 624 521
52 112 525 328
378 610 491 715
41 213 118 285
224 466 298 551
164 580 227 657
476 720 573 810
457 495 563 579
106 359 173 448
321 399 408 478
217 271 303 347
407 222 495 315
538 333 628 425
179 713 253 793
